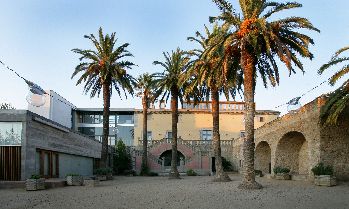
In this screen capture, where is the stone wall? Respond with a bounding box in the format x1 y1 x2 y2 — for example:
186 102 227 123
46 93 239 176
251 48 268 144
320 107 349 180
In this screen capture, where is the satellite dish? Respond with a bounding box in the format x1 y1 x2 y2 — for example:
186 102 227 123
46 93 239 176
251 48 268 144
24 80 46 107
287 97 301 113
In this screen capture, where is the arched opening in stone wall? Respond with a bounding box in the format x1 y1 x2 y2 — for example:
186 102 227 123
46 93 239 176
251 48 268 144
255 141 271 174
159 150 185 167
275 131 309 175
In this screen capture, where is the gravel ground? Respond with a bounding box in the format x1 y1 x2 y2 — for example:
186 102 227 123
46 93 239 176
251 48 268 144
1 175 349 209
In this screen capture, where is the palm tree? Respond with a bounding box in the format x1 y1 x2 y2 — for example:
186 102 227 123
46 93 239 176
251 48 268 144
135 73 157 175
72 27 136 168
318 46 349 125
211 0 319 189
153 48 191 179
186 25 242 181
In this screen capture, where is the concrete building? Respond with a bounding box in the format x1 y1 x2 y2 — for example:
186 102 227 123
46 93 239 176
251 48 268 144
0 110 101 181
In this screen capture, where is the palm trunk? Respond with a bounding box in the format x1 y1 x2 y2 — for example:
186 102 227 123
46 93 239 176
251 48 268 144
141 95 148 175
212 86 231 182
238 42 262 189
100 81 111 168
169 87 180 179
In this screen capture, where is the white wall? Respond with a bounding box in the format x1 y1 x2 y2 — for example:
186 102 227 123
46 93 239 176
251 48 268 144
28 90 76 128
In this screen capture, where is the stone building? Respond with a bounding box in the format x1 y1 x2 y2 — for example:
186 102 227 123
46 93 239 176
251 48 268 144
233 96 349 181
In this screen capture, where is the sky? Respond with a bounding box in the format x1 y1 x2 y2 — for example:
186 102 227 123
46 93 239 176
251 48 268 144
0 0 349 115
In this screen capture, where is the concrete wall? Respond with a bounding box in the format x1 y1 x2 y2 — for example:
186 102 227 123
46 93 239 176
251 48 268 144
58 154 94 178
0 110 101 180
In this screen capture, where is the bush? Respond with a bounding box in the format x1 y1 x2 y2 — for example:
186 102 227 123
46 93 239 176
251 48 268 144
273 166 290 174
29 174 42 179
94 167 113 175
222 157 234 172
65 173 81 177
140 164 150 176
113 140 132 175
311 163 334 176
149 172 158 176
186 169 197 176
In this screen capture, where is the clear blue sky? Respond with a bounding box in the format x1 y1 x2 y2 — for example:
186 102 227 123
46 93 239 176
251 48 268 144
0 0 348 114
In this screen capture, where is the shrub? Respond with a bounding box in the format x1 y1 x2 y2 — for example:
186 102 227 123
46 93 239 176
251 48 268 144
222 157 234 172
65 173 81 177
311 163 334 176
186 169 197 176
95 167 113 175
149 172 158 176
29 174 42 179
273 166 290 174
113 140 132 175
255 170 263 177
140 164 150 176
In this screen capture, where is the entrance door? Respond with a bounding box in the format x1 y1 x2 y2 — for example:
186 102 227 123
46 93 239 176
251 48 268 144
37 149 59 178
211 157 216 173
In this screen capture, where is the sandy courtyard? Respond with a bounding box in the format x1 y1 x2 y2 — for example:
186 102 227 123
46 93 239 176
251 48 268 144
1 175 349 209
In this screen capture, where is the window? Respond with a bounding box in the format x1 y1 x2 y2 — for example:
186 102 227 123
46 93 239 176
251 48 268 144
147 131 152 141
240 131 245 138
166 131 172 139
259 116 265 122
201 130 212 140
0 122 22 146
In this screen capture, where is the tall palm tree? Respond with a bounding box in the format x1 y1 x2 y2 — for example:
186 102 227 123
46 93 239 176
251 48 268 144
319 46 349 125
135 73 157 175
153 48 191 179
72 27 136 168
186 25 242 182
211 0 319 189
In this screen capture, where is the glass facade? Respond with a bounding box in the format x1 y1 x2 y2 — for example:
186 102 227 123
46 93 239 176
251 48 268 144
76 111 134 146
0 122 22 146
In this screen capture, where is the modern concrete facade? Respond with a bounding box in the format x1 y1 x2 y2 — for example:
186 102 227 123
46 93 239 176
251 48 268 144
0 110 101 181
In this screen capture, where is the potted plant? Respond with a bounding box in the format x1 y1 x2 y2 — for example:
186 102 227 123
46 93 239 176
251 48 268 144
311 163 336 187
66 173 83 186
273 167 291 180
26 174 45 191
255 170 263 177
94 168 113 181
186 169 198 176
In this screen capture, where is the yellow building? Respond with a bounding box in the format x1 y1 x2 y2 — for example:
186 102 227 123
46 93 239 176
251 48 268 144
134 101 279 144
133 101 279 175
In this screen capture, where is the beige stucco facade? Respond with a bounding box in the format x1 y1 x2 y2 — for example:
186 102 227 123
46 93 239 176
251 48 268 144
133 107 279 145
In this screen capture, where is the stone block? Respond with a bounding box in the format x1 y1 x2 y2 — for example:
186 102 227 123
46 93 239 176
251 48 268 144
26 178 45 191
66 176 83 186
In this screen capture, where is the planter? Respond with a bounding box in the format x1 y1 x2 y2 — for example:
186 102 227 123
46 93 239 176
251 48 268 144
275 173 291 180
66 175 83 186
314 175 336 187
84 179 99 187
106 173 113 180
96 175 107 181
26 178 45 191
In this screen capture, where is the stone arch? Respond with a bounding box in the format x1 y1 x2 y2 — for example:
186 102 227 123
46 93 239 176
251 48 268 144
255 141 271 174
159 150 185 167
275 131 309 175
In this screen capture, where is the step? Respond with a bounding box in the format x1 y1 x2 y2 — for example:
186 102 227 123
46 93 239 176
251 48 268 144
291 174 308 181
